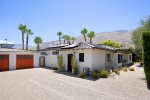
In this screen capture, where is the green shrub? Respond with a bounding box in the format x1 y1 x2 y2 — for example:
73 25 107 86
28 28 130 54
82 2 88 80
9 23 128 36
79 72 86 78
113 69 120 75
122 67 128 72
99 70 109 78
142 31 150 84
128 67 135 71
57 55 64 72
71 55 78 75
91 70 99 79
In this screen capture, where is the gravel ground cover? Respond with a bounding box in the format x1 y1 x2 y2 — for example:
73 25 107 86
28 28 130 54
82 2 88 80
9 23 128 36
0 63 150 100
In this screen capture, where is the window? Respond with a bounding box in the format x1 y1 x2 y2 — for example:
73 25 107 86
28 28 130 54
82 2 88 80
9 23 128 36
118 54 122 63
79 53 84 62
129 55 132 61
41 52 47 56
106 54 111 62
52 51 59 55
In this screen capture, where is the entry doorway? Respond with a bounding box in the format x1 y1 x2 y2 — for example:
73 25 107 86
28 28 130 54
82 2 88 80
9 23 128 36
68 54 73 72
39 56 45 67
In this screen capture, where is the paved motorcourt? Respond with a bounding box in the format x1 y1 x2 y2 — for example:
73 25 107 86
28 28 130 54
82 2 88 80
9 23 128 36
0 64 150 100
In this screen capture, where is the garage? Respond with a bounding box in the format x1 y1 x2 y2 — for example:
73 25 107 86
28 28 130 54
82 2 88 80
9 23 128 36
16 55 34 69
0 54 9 71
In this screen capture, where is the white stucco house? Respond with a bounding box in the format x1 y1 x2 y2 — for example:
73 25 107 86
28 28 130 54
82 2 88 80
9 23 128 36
0 42 132 72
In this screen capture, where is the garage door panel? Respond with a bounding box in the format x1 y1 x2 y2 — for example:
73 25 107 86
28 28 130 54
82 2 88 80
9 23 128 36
16 55 33 69
0 55 9 71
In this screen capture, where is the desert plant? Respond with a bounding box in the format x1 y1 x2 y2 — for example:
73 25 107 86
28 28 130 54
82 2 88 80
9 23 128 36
57 54 64 72
122 67 128 72
79 72 86 78
99 70 109 78
113 69 120 75
128 67 135 71
91 70 99 79
71 55 78 75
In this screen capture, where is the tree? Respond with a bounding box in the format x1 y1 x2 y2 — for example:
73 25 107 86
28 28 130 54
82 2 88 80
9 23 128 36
81 28 88 42
71 37 76 44
65 35 71 44
34 37 42 50
142 31 150 84
18 24 27 50
62 35 68 44
87 31 95 44
25 29 33 50
132 16 150 61
102 40 121 48
57 32 63 45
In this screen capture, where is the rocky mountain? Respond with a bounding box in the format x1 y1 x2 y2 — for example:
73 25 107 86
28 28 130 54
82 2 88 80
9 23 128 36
76 30 133 45
41 30 134 49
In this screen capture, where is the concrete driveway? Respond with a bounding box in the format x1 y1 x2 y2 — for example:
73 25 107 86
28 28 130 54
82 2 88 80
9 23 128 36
0 65 150 100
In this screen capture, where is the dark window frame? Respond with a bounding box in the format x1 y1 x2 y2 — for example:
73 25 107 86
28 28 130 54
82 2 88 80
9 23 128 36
129 55 132 61
106 54 111 62
118 54 123 63
79 53 84 62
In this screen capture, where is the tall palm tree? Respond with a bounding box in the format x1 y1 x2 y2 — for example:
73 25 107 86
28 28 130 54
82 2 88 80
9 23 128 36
81 28 88 42
66 35 71 44
34 37 42 50
71 37 76 44
62 35 68 44
26 29 33 50
18 24 27 50
56 32 63 45
87 31 95 44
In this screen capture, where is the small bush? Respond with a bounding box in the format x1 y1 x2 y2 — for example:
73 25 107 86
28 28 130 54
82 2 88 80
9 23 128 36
122 67 128 72
79 72 86 78
113 69 120 75
129 67 135 71
91 70 99 79
99 70 109 78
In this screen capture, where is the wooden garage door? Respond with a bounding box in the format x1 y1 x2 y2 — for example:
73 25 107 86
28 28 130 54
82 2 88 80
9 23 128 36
16 55 33 69
0 54 9 71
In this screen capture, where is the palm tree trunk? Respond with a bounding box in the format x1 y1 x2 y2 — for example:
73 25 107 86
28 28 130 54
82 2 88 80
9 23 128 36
64 39 65 44
37 44 39 50
59 36 61 45
84 34 86 42
90 38 92 44
22 31 24 50
26 35 29 50
72 40 74 44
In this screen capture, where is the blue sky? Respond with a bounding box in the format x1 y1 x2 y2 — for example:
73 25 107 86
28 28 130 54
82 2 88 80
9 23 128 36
0 0 150 45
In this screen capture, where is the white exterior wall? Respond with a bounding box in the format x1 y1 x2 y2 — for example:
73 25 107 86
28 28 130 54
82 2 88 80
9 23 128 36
127 53 132 64
44 51 58 68
60 49 93 72
112 53 122 68
91 49 107 70
0 52 40 70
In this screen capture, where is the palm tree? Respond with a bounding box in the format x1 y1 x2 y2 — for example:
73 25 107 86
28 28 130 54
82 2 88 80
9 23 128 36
66 35 71 44
87 31 95 44
34 37 42 50
18 24 27 50
25 29 33 50
81 28 88 42
71 37 76 44
56 32 63 45
62 35 68 44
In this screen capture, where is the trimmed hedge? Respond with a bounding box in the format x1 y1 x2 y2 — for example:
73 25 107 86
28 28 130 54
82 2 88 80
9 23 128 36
142 31 150 84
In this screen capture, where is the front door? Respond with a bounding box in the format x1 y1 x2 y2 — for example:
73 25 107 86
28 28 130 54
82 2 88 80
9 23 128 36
68 54 73 72
39 56 45 67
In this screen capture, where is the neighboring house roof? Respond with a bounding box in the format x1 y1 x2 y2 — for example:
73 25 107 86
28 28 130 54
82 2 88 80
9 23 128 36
62 42 116 51
0 48 37 52
0 40 14 45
